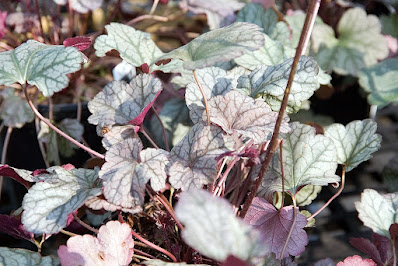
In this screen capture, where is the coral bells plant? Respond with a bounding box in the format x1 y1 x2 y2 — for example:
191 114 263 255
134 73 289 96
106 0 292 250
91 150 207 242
0 0 397 265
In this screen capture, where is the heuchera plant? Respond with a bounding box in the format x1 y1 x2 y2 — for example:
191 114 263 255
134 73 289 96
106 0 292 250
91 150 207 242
0 0 397 265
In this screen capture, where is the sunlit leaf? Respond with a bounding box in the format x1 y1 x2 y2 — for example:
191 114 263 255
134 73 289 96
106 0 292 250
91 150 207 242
244 197 308 258
137 148 169 192
58 221 134 266
21 167 101 234
101 125 136 150
175 189 268 262
236 56 319 113
180 0 244 30
324 119 382 172
337 255 377 266
168 124 233 191
0 88 34 128
206 91 290 144
94 23 163 68
0 40 83 97
295 185 322 206
313 8 388 75
355 189 398 238
153 22 264 70
259 122 340 197
0 247 60 266
88 74 162 130
358 58 398 106
235 33 295 70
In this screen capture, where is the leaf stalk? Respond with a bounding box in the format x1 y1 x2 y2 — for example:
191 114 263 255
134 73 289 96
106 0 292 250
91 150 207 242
240 0 321 218
192 69 211 126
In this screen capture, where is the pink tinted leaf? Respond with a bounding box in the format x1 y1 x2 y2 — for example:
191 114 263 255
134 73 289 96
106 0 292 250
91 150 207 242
63 36 92 51
88 74 162 129
244 197 308 258
0 165 32 189
349 237 383 265
0 215 34 242
128 90 161 126
337 255 377 266
206 91 289 144
221 255 251 266
140 63 150 74
58 220 134 266
0 12 7 40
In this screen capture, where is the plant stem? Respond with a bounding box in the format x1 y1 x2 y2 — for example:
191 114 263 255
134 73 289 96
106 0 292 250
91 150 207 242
35 117 50 168
214 157 240 197
150 0 160 15
279 140 285 207
392 237 397 266
308 166 346 221
151 106 170 151
130 229 177 262
140 127 159 149
0 127 13 199
24 86 105 160
280 196 298 260
72 213 99 234
127 14 169 25
33 0 44 40
240 0 321 218
60 229 78 237
192 69 210 126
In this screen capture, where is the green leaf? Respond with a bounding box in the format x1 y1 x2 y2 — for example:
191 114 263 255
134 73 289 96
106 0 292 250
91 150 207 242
380 14 398 37
234 33 295 70
358 58 398 106
0 88 34 128
296 185 322 207
236 56 319 113
57 118 84 158
355 189 398 238
324 119 382 172
0 247 60 266
0 40 83 97
94 23 163 68
259 122 340 197
313 8 388 76
236 3 289 45
152 22 264 70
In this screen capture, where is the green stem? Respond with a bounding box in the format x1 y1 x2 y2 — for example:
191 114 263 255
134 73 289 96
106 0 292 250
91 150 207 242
240 0 321 218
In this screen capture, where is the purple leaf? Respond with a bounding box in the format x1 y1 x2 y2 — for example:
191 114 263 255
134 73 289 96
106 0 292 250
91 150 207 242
0 165 32 189
349 237 383 265
63 36 92 51
374 233 394 265
88 74 162 130
0 12 7 40
0 215 34 242
244 197 308 258
206 91 289 144
168 124 233 190
221 255 251 266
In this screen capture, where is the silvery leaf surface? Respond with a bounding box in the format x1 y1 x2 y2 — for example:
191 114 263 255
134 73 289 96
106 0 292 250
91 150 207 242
175 189 268 262
355 189 398 238
168 124 233 191
99 138 144 211
0 40 83 97
0 88 34 128
0 247 60 266
185 67 231 123
358 58 398 106
101 125 136 150
88 74 162 129
153 22 264 70
206 91 290 144
137 148 169 192
259 122 340 197
21 167 101 234
94 23 163 68
324 119 382 172
236 56 319 113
